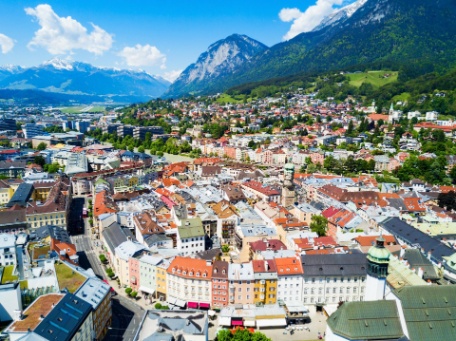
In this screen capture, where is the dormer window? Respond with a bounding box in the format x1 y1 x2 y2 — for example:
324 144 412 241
189 272 193 276
196 272 200 277
183 271 187 275
172 268 176 273
222 269 226 274
214 268 218 274
203 273 206 277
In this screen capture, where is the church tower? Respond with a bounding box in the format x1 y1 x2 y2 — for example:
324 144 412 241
365 234 391 301
282 163 296 208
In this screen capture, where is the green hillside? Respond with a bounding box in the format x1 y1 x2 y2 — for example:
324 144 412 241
347 71 398 88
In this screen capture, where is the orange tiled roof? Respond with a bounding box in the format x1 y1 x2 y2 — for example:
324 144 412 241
274 257 303 276
167 256 212 280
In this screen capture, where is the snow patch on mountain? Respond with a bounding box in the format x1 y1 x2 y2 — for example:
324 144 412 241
313 0 368 32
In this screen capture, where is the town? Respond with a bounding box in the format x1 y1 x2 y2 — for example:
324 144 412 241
0 90 456 341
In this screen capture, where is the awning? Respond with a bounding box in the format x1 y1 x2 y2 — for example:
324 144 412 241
208 310 216 317
199 303 210 309
231 320 243 326
256 318 287 328
219 316 231 326
187 302 199 309
139 286 154 294
244 320 256 327
168 297 186 308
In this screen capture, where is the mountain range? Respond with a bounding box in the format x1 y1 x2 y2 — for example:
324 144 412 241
0 59 170 105
165 0 456 98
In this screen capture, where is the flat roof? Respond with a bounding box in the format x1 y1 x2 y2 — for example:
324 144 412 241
7 294 64 333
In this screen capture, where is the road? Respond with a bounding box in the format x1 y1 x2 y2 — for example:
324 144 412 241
69 195 144 341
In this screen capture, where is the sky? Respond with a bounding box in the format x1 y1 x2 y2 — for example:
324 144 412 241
0 0 354 82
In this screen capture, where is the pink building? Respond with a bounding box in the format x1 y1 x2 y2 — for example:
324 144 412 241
228 263 255 305
128 257 140 291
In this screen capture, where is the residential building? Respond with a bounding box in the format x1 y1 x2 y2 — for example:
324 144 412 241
0 282 22 323
75 278 112 341
0 234 16 266
177 218 206 256
113 240 146 287
211 260 229 309
252 259 278 305
275 256 304 305
228 263 254 305
167 256 212 309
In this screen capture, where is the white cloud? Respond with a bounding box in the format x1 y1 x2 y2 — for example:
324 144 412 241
118 44 167 69
25 4 113 55
279 0 344 40
161 70 182 83
0 33 14 54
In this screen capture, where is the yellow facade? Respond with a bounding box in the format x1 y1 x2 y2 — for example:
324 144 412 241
254 278 277 305
156 266 167 300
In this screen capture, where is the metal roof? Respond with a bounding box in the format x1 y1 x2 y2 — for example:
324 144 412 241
395 285 456 341
34 293 92 341
327 300 405 340
301 253 367 276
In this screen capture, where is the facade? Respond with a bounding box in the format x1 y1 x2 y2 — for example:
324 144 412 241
176 218 206 256
75 278 112 341
137 254 163 296
275 256 304 305
228 263 255 305
211 260 229 309
167 256 212 309
0 234 16 266
252 259 278 305
301 254 368 306
0 282 22 323
22 123 47 139
113 241 146 287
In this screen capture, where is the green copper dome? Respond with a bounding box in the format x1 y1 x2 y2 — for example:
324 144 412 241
285 163 295 170
367 236 391 264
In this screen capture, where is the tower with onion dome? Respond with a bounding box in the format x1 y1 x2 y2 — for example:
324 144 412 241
365 234 391 301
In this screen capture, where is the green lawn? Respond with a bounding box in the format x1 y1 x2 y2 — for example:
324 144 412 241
215 94 249 104
392 92 411 103
59 105 106 113
55 262 87 293
1 265 18 283
347 70 398 88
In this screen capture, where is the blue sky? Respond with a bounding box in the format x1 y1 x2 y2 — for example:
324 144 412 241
0 1 353 81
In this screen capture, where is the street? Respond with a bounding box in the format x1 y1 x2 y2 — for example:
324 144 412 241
69 195 145 341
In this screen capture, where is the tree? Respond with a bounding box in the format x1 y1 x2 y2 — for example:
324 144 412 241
36 142 48 151
99 254 107 263
450 166 456 184
437 191 456 211
130 291 138 298
125 287 132 295
310 215 328 237
44 162 60 174
34 155 46 167
216 329 232 341
221 244 230 254
138 146 145 153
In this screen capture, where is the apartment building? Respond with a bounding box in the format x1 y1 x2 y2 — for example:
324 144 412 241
167 256 212 309
228 263 254 305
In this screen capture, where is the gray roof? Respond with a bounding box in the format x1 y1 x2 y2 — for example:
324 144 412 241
6 182 34 207
402 249 440 281
301 253 367 277
34 293 92 341
75 277 110 309
101 222 134 254
380 217 455 268
35 225 71 243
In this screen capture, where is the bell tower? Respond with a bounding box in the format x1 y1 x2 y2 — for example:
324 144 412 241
365 234 391 301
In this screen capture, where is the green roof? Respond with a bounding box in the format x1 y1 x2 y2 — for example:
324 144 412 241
395 285 456 341
327 301 404 340
178 218 205 239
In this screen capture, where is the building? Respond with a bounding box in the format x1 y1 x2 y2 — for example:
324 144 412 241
0 234 16 266
282 163 296 207
366 235 391 301
0 118 17 132
0 161 27 178
326 285 456 341
167 256 212 309
64 153 88 176
0 209 27 234
300 253 368 307
22 123 47 139
34 293 93 341
117 125 134 138
5 293 63 340
0 282 22 323
275 256 304 305
137 254 163 298
177 218 206 256
114 240 146 287
135 310 208 341
75 278 112 341
133 126 164 140
252 259 278 305
75 121 90 133
211 260 229 309
228 263 254 305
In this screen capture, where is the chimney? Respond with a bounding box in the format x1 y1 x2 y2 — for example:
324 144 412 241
418 267 424 279
400 247 405 258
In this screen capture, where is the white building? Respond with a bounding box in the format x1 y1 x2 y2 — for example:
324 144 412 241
0 234 16 266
